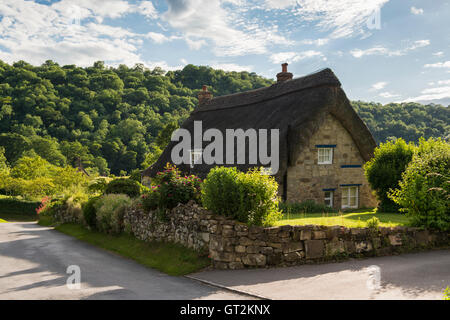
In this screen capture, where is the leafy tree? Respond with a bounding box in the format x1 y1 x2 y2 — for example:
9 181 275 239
364 138 415 212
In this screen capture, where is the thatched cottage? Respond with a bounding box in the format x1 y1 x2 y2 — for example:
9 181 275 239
143 64 377 209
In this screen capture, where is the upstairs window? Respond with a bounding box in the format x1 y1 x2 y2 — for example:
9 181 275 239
318 147 333 164
189 149 202 168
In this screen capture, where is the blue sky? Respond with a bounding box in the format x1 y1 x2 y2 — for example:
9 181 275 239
0 0 449 105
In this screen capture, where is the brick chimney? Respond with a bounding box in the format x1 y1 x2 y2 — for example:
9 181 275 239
198 85 212 105
276 63 293 82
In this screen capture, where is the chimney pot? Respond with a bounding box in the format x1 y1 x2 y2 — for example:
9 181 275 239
198 85 212 106
276 62 293 83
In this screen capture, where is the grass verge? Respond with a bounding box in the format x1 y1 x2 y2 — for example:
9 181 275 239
0 218 7 223
37 217 211 276
275 208 409 228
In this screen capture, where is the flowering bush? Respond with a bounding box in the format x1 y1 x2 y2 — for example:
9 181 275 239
141 163 202 212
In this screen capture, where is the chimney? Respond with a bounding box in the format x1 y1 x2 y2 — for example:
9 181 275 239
276 63 293 82
198 85 213 105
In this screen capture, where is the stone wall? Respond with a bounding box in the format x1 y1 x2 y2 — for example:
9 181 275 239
287 113 377 208
124 202 449 270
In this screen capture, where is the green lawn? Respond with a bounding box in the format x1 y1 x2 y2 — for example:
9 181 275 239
38 217 211 276
275 208 409 228
0 218 7 223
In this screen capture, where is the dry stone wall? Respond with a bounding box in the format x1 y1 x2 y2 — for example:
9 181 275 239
124 201 449 270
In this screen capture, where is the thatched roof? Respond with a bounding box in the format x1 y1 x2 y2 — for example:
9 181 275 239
143 68 376 183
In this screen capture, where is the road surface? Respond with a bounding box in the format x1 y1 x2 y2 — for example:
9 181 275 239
0 222 250 300
190 249 450 299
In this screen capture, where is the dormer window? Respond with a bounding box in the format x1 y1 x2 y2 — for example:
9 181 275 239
189 149 202 168
316 145 335 164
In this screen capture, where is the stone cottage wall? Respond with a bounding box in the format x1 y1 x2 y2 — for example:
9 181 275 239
124 202 449 270
287 113 377 208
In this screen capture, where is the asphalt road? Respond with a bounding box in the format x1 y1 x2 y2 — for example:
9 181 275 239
190 249 450 300
0 222 250 300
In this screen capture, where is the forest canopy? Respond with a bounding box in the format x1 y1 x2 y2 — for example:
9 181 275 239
0 59 448 176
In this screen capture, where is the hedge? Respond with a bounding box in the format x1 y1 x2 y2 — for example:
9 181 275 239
0 197 41 216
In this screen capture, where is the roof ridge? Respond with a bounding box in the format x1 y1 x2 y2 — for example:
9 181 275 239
193 68 341 113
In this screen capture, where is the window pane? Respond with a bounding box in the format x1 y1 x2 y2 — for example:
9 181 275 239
350 187 357 197
350 196 356 206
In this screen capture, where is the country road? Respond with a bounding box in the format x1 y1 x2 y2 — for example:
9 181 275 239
0 222 249 300
1 222 449 300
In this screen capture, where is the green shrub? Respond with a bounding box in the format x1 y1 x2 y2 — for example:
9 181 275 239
141 190 159 211
201 167 281 226
104 178 141 198
366 216 380 230
87 177 109 194
82 197 100 228
364 138 415 212
129 169 142 182
389 138 450 231
94 194 132 234
279 200 337 214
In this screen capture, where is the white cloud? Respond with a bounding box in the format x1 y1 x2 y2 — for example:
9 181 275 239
410 7 423 15
163 0 293 56
270 50 323 64
433 51 444 57
266 0 390 38
145 32 180 44
379 91 400 98
210 63 253 72
185 38 207 50
370 81 388 91
300 38 329 46
0 0 160 67
403 86 450 102
350 40 430 58
145 60 184 71
424 61 450 69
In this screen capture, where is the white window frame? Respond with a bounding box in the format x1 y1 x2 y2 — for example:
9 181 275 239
318 147 333 164
189 149 202 168
324 191 333 208
341 186 359 209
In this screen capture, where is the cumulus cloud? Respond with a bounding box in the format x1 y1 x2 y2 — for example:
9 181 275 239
0 0 160 67
350 40 430 58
